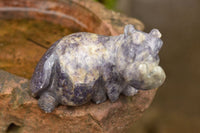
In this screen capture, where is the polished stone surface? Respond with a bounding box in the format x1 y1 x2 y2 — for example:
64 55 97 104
30 25 165 113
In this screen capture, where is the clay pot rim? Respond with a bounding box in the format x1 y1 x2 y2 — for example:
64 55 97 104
0 0 144 36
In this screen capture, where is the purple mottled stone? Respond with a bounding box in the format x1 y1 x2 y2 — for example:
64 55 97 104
30 24 166 113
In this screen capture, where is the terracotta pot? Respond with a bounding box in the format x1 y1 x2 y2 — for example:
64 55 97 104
0 0 155 133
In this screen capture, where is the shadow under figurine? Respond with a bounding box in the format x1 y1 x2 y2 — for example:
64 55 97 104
30 24 166 113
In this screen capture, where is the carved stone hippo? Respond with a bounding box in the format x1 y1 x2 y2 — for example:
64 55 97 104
30 24 166 113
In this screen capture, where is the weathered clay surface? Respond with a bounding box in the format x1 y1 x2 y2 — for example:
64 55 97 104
0 70 156 133
0 0 144 35
0 0 157 132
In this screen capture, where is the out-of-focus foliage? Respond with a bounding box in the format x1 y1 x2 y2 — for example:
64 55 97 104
94 0 117 9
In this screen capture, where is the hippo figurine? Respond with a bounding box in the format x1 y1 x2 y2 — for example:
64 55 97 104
30 24 166 113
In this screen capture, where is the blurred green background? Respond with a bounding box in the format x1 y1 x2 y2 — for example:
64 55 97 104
94 0 116 9
96 0 200 132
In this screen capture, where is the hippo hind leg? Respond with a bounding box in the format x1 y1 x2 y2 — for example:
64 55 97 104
38 63 60 113
38 91 59 113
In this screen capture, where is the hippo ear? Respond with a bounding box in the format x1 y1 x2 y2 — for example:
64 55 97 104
124 24 136 37
149 29 162 38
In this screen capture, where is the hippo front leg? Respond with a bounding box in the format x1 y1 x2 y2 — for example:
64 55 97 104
91 77 107 104
105 80 125 102
122 85 138 96
102 65 125 102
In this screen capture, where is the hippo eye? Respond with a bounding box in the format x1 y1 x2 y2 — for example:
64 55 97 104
132 32 145 44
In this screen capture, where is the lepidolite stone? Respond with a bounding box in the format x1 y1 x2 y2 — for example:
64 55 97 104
30 24 166 113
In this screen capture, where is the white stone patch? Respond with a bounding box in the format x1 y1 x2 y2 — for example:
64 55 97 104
132 32 145 44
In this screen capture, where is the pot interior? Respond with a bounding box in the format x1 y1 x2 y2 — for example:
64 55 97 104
0 0 111 79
